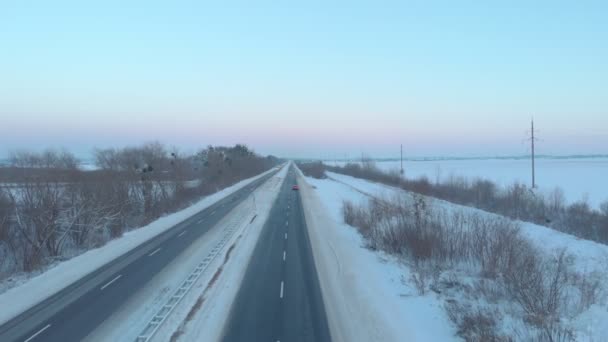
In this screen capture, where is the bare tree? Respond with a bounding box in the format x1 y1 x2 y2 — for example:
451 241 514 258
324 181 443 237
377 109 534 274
0 143 277 279
0 188 15 272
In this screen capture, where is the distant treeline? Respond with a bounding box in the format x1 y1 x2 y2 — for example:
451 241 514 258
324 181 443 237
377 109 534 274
300 154 608 163
0 143 280 278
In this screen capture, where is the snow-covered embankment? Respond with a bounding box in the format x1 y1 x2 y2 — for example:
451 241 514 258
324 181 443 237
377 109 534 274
296 167 457 342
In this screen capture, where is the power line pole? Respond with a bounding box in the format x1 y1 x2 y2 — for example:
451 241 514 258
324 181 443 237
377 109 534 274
530 118 537 189
400 144 404 175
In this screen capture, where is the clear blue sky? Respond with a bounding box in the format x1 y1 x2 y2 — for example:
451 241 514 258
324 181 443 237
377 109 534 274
1 0 607 158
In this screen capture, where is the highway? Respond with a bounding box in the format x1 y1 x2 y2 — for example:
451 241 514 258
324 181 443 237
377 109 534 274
222 166 331 342
0 169 279 342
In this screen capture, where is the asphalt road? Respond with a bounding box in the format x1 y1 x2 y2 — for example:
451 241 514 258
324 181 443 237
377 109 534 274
222 166 331 342
0 168 279 342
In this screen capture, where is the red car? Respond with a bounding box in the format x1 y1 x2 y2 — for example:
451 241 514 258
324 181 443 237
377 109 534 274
292 185 299 190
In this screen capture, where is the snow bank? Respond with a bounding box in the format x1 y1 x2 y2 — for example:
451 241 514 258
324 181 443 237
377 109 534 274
296 168 458 342
0 166 280 326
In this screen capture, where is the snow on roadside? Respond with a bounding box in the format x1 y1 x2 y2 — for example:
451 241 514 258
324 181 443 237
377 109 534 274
0 166 281 326
322 171 608 341
296 168 458 342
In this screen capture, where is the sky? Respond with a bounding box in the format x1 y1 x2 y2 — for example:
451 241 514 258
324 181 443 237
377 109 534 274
1 0 607 159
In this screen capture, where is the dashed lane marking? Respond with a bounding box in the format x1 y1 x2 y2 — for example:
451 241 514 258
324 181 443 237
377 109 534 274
100 275 122 291
148 248 161 256
24 324 51 342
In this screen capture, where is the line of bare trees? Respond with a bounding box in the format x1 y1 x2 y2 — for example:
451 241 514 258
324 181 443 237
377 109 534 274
324 161 608 245
0 143 279 280
296 161 326 179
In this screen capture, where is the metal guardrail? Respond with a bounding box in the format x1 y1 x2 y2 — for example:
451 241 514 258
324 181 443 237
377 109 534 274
134 218 242 342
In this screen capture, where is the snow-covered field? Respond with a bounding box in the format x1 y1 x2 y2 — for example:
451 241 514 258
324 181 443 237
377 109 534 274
330 158 608 208
0 165 281 326
299 169 608 341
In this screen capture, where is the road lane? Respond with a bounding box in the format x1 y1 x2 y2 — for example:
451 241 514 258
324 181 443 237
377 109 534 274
222 166 331 342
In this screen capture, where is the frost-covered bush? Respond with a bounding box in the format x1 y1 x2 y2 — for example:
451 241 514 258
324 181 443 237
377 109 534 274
297 162 327 179
342 195 602 341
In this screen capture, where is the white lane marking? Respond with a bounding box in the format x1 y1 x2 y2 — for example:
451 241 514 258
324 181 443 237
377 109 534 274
285 221 289 227
280 281 284 298
178 230 187 237
211 210 216 215
24 324 51 342
283 251 286 261
284 233 287 240
148 248 161 256
197 219 204 224
100 275 122 290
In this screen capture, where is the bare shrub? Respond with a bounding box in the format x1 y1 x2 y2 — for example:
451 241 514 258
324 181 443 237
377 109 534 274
297 162 326 179
0 188 14 272
561 200 596 240
9 177 67 270
327 162 401 186
405 176 432 196
342 200 376 245
467 216 524 279
342 200 356 226
409 261 441 295
446 301 505 342
570 271 603 315
343 193 593 341
505 249 570 337
539 325 574 342
600 200 608 216
547 188 566 216
471 178 498 210
409 269 427 295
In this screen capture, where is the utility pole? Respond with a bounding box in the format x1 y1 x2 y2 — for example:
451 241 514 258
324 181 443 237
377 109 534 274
400 144 404 175
529 119 537 189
